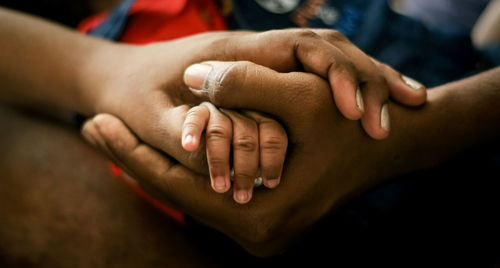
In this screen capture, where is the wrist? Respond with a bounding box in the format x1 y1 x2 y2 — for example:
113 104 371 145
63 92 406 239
77 41 138 116
372 67 500 182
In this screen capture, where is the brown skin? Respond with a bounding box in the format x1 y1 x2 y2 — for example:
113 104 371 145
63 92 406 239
1 5 498 261
0 7 424 177
0 7 425 203
1 67 498 264
83 65 500 257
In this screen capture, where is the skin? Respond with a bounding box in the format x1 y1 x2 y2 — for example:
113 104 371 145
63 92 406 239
2 4 497 263
1 67 498 266
0 7 425 202
181 102 288 204
83 65 500 257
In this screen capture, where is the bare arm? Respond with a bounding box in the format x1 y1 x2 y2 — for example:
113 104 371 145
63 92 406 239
472 0 500 48
82 65 500 256
0 6 427 177
0 6 124 115
375 67 500 181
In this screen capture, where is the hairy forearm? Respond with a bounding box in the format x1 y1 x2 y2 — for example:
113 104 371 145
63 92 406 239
378 67 500 179
0 7 124 115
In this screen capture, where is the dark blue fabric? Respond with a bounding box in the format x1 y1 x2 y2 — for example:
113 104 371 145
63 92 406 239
479 45 500 66
89 0 136 40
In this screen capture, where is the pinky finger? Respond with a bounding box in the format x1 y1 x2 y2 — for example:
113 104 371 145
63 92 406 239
374 60 427 106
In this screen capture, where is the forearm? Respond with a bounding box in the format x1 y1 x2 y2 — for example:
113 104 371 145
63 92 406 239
472 0 500 48
0 7 125 115
378 67 500 179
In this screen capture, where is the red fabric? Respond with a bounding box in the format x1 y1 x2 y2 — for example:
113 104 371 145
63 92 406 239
78 0 227 43
109 163 186 225
79 0 227 225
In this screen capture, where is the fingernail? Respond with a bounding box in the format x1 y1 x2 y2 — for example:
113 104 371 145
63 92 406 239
265 178 280 189
182 134 193 146
380 103 390 131
402 75 424 91
356 86 364 112
184 64 212 90
235 190 249 203
214 176 226 191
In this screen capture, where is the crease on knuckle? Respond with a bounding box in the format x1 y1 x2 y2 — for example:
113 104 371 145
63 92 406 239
208 62 242 105
325 29 348 42
261 136 286 153
233 135 258 152
182 121 202 133
207 156 226 167
296 29 320 39
206 124 230 141
185 107 203 119
294 29 320 53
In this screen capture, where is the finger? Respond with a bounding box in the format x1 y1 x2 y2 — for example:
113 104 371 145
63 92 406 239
200 102 232 193
260 30 363 120
183 60 333 126
182 105 210 152
190 30 364 120
222 109 259 204
90 114 179 189
81 118 100 148
313 29 426 106
89 114 223 215
290 30 363 120
312 29 391 139
375 61 427 106
82 117 125 169
359 77 390 140
123 101 209 175
243 111 287 189
82 115 157 182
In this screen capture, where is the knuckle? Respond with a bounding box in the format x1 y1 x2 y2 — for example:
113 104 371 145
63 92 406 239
185 106 203 117
182 121 202 132
324 29 348 42
208 36 232 60
374 74 389 88
261 136 286 152
332 57 355 74
233 135 258 152
295 29 321 39
209 62 250 105
367 76 390 100
207 156 226 167
206 124 230 140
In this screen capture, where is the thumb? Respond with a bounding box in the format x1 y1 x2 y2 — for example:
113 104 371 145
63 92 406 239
183 61 331 122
